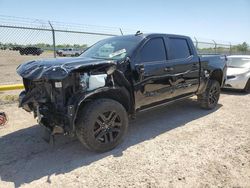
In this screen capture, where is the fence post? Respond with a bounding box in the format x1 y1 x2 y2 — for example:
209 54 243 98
212 40 217 54
48 21 56 58
119 28 123 35
194 37 198 50
229 42 232 55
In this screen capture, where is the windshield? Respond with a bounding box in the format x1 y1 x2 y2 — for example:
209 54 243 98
227 57 250 68
80 36 142 60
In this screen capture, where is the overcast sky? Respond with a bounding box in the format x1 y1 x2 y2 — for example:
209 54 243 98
0 0 250 44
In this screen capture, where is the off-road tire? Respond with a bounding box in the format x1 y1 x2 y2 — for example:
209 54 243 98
198 80 221 110
244 79 250 93
76 98 128 152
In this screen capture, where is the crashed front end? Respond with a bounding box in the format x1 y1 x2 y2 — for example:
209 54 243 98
17 58 116 135
19 76 78 134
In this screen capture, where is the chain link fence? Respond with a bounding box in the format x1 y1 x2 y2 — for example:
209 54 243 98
192 37 250 55
0 16 124 85
0 15 250 85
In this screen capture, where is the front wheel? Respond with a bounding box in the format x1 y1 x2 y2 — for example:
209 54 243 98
198 80 221 110
76 99 128 152
244 79 250 93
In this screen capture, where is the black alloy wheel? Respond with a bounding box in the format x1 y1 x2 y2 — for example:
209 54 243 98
94 111 122 144
76 99 128 152
208 83 220 106
198 79 221 109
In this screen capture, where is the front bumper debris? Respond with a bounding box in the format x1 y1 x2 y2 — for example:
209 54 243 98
0 112 7 127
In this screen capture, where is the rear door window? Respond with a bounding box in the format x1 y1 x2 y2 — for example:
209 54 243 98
168 38 191 60
140 38 166 62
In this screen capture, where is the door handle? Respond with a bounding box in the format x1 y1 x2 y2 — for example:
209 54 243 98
164 67 174 72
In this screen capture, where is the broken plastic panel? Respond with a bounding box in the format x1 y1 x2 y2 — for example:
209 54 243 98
0 112 7 127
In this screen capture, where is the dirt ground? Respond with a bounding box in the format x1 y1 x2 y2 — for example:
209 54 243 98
0 91 249 188
0 50 53 85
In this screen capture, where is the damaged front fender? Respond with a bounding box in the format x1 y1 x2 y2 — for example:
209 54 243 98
71 85 133 132
17 56 135 136
17 57 116 80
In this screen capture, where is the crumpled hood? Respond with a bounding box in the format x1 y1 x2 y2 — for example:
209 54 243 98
227 67 250 76
17 57 116 80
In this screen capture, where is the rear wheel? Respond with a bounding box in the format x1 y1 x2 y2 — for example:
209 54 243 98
244 79 250 93
76 99 128 152
198 80 221 109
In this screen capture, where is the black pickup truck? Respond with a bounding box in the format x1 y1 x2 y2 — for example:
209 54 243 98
17 33 227 152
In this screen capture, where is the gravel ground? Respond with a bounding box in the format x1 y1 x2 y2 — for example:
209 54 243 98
0 91 249 188
0 50 53 85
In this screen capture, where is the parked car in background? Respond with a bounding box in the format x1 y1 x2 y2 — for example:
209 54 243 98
19 47 43 56
10 46 22 51
56 48 82 57
0 45 7 50
223 55 250 92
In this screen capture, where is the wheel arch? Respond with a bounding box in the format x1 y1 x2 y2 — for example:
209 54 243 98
244 77 250 92
84 87 133 112
73 87 134 131
210 69 223 86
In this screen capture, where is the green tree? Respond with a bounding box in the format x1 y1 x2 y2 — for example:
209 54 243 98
236 42 248 52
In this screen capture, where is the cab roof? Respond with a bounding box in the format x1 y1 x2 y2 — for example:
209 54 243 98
112 33 191 41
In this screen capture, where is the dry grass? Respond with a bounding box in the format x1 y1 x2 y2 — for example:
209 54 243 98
0 90 20 105
0 94 18 105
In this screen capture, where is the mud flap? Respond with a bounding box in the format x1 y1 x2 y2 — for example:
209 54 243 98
42 128 55 146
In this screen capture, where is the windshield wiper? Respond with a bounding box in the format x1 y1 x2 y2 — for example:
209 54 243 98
91 56 121 61
91 56 111 60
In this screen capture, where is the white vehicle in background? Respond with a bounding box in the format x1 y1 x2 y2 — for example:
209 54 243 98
56 48 82 57
224 55 250 93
